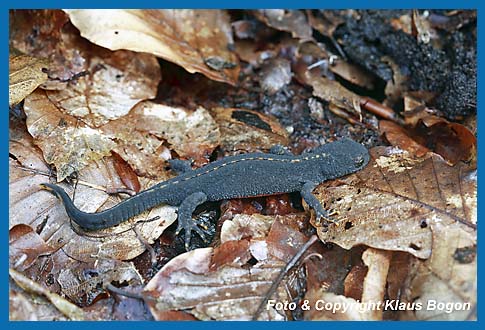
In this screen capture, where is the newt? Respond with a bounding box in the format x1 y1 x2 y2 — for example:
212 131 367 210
41 138 369 249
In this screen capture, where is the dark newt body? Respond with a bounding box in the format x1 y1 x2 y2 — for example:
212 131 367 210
41 138 369 248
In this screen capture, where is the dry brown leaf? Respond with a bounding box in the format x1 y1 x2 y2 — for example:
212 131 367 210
144 212 312 321
9 116 176 261
24 90 116 182
211 107 289 152
9 54 49 106
254 10 312 40
299 68 363 120
103 102 221 168
9 268 86 320
56 258 142 306
9 224 56 271
315 147 476 258
45 50 160 127
10 10 160 122
65 9 239 85
143 247 287 320
313 146 475 320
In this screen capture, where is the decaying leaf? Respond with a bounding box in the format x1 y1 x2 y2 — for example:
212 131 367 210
254 10 312 40
45 51 161 127
103 102 221 167
315 146 476 258
10 9 161 122
312 146 476 320
64 9 239 85
56 259 142 306
380 96 477 165
24 90 116 182
9 224 56 271
144 211 311 321
211 107 289 152
9 268 86 321
143 246 287 320
9 116 177 261
9 54 49 106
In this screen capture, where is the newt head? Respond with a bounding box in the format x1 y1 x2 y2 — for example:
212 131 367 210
315 138 370 179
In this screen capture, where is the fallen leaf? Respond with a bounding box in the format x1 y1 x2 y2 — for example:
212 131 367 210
254 10 312 40
45 50 160 127
24 90 116 182
9 268 86 320
361 248 392 320
9 224 56 271
313 146 476 320
9 54 49 106
380 96 477 165
65 9 239 85
10 9 160 119
143 247 287 320
103 102 221 168
315 147 476 259
379 120 431 157
9 116 177 260
211 107 289 152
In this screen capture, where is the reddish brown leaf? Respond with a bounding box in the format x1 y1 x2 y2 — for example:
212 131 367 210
111 151 141 193
379 120 430 157
9 224 56 271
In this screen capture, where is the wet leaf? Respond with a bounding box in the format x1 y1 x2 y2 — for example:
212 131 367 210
65 9 239 85
9 54 49 106
9 224 56 271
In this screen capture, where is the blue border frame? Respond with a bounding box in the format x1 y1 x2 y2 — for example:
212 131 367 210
4 0 482 328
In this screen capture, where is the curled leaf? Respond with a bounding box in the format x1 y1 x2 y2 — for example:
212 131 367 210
65 9 239 85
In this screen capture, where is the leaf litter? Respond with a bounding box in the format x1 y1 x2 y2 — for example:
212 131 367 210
9 9 476 321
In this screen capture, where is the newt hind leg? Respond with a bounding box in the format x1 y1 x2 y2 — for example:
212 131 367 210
175 191 209 250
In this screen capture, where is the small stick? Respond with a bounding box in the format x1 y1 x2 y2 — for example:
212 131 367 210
252 235 319 320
